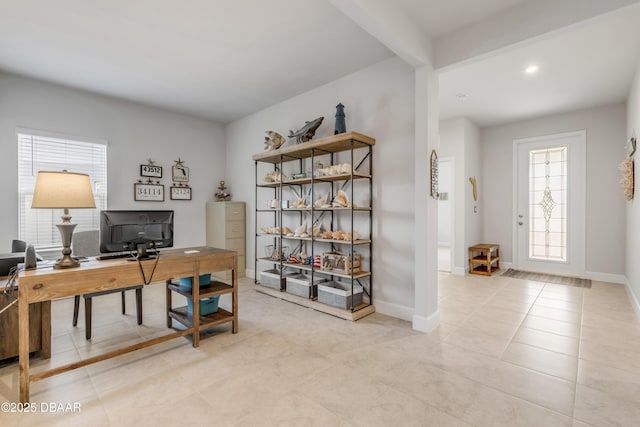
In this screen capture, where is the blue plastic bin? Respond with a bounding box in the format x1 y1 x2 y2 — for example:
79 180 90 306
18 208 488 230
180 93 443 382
187 295 220 316
179 273 211 291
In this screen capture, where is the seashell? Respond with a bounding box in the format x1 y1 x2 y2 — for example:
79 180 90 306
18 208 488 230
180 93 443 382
299 232 309 238
300 252 308 259
292 198 306 208
344 231 359 241
282 227 292 235
314 192 328 208
313 223 321 237
286 233 294 237
321 230 332 239
294 222 307 237
332 230 345 240
332 190 349 207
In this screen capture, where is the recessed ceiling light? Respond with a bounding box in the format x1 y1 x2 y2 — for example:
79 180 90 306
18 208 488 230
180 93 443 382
456 93 469 101
525 65 539 74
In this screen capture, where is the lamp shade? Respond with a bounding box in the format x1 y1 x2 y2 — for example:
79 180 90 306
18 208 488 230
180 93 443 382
31 171 96 209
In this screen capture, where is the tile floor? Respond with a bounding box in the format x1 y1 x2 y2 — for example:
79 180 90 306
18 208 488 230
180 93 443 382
1 272 640 426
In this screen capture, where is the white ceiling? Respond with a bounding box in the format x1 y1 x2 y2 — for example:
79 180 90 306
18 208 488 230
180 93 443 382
394 0 528 38
0 1 639 127
437 5 640 127
0 0 393 123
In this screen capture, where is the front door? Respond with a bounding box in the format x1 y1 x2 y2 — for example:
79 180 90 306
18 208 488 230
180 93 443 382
514 131 586 276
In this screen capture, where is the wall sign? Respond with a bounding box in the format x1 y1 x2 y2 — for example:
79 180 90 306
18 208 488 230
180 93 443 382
140 164 162 178
134 183 165 201
170 186 192 200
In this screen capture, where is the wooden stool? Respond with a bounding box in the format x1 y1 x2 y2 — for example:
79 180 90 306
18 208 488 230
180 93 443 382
469 244 500 276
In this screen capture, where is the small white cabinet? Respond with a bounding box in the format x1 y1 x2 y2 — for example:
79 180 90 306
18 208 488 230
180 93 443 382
206 201 246 277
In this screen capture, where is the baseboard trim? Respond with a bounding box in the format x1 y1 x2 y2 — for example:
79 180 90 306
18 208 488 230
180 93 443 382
585 271 625 284
412 310 439 333
452 266 466 276
374 300 414 321
246 269 255 279
501 262 513 270
624 277 640 320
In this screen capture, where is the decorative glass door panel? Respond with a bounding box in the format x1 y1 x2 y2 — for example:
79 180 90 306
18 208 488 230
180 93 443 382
515 131 585 277
528 147 567 261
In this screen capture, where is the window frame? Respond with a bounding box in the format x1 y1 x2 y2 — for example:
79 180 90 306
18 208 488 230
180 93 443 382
17 128 108 251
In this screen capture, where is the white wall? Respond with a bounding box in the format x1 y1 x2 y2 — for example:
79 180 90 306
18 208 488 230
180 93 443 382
225 57 416 318
463 119 482 267
626 61 640 313
439 117 483 274
481 103 626 279
0 72 226 250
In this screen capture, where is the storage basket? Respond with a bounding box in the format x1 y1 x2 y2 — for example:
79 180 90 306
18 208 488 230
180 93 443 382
259 269 296 290
317 281 363 309
187 296 220 316
285 274 326 299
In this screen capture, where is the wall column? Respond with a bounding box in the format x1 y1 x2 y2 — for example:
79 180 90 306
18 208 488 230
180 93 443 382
413 64 440 332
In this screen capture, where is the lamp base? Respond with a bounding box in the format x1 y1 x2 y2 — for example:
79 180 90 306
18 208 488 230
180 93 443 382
54 254 80 269
54 213 80 269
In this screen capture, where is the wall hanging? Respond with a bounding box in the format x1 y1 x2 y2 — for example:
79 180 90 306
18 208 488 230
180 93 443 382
430 149 439 199
135 158 164 201
140 159 162 178
619 158 634 201
170 158 192 200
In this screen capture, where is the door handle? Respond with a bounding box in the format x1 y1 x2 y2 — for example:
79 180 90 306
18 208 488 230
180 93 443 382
518 221 523 226
518 214 523 218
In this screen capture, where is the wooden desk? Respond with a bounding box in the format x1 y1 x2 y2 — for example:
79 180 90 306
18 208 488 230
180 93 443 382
18 246 238 402
0 277 49 361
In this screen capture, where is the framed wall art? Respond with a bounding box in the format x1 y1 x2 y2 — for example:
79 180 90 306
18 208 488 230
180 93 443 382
172 158 190 182
170 186 192 200
134 183 165 202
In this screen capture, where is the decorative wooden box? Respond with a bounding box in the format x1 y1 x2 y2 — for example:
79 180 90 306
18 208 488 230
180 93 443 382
320 251 361 274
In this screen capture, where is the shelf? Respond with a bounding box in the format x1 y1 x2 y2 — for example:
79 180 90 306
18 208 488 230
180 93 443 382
471 255 500 265
257 258 371 280
252 131 375 163
257 207 371 212
254 130 374 321
255 284 375 321
167 281 234 300
284 207 371 212
471 265 500 276
256 234 371 245
258 172 372 187
168 306 234 329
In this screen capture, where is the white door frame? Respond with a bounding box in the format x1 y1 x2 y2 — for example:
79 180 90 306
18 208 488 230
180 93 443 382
512 130 586 277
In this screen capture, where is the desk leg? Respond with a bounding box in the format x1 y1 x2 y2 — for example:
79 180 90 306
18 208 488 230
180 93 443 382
19 297 30 403
166 280 172 328
41 301 51 359
192 266 200 348
232 262 238 334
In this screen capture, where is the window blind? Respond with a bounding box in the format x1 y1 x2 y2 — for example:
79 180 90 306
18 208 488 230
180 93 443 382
17 131 107 250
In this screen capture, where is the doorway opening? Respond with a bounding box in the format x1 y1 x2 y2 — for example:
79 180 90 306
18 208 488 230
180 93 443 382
438 158 454 272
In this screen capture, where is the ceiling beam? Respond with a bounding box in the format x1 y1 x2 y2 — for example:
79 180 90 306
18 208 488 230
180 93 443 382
327 0 433 68
435 0 640 70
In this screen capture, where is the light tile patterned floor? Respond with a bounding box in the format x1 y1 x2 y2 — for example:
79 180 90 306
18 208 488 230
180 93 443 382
1 272 640 426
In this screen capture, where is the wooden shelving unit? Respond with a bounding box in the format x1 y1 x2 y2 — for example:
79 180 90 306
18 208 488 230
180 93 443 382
166 279 236 332
469 244 500 276
252 131 375 319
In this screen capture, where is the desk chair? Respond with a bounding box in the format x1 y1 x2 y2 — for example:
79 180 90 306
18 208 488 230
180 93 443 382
71 230 143 339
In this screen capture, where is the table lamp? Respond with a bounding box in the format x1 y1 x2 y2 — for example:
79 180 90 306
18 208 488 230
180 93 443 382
31 170 96 269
